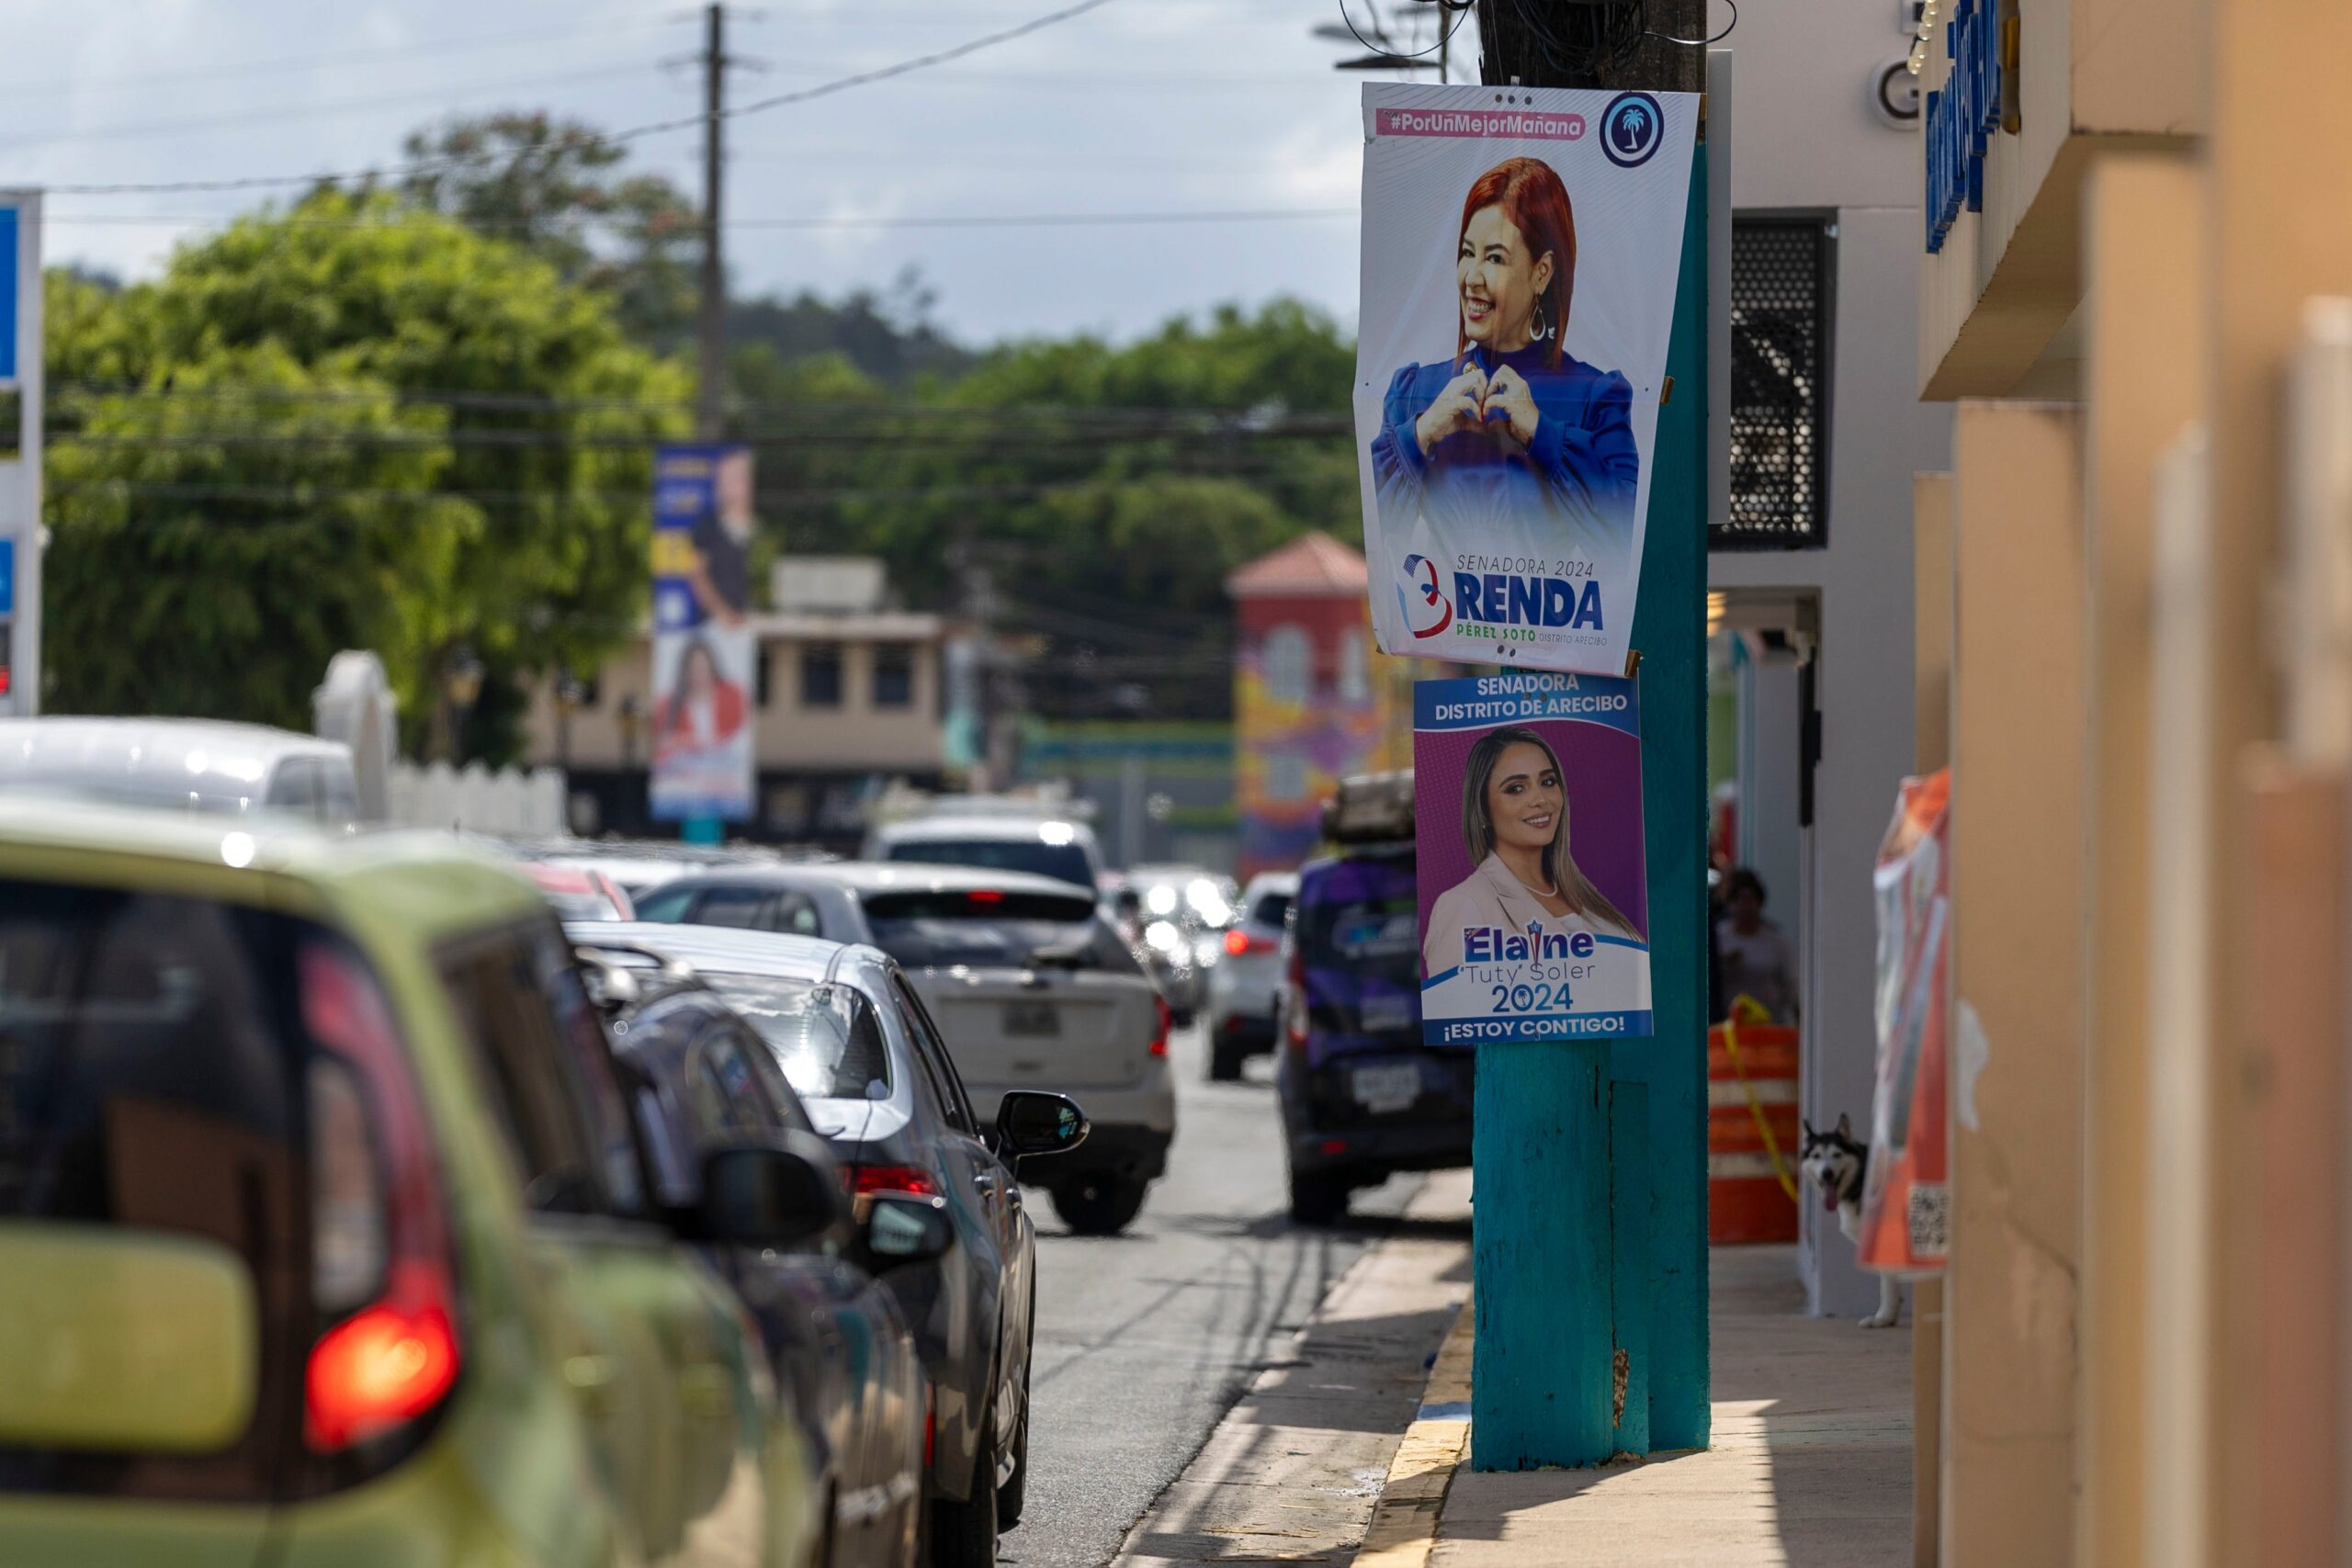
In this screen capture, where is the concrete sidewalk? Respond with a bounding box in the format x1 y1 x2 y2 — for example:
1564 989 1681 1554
1426 1247 1914 1567
1108 1171 1476 1567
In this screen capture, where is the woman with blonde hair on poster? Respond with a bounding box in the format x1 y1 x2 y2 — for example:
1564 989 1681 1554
1423 725 1639 979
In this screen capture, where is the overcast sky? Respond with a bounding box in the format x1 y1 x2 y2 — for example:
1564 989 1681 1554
6 0 1484 345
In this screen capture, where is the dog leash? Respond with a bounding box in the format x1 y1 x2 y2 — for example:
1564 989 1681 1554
1721 995 1801 1203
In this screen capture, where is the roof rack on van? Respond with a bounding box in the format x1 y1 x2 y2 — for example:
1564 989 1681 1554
1322 770 1415 846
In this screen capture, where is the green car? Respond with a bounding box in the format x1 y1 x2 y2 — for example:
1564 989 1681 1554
0 799 834 1567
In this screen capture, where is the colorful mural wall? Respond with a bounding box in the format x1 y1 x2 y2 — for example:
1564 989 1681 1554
1227 534 1411 882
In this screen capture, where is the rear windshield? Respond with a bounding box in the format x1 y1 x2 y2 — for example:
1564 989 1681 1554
704 973 892 1101
864 890 1138 974
1298 859 1419 981
0 880 309 1499
881 837 1095 889
1249 891 1294 930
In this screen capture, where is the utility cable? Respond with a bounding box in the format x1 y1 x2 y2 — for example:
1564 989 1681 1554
40 0 1125 197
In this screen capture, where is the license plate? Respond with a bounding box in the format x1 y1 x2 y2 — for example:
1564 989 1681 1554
1351 1062 1421 1114
1003 1001 1062 1037
1359 993 1415 1035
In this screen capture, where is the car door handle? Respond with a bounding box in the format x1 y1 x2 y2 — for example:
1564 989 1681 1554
972 1173 999 1195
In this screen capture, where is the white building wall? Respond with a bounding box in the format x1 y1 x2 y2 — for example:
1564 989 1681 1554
1712 7 1955 1314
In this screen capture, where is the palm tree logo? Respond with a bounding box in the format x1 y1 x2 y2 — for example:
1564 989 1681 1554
1602 92 1665 166
1615 103 1650 151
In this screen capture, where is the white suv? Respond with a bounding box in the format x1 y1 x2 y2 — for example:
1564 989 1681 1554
864 811 1104 893
629 861 1174 1235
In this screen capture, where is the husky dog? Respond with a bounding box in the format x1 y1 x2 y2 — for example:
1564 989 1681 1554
1799 1114 1903 1329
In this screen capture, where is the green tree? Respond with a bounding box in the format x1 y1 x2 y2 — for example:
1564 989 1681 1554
45 194 688 756
45 321 473 728
394 112 703 350
810 300 1360 718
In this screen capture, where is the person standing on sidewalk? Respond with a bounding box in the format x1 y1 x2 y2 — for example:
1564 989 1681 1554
1714 866 1798 1022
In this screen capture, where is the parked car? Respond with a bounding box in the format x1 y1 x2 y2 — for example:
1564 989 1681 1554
1204 871 1299 1080
573 938 943 1568
0 716 359 824
520 859 637 920
555 920 1088 1568
629 863 1175 1236
864 811 1102 892
0 799 826 1567
1104 865 1234 1027
1277 841 1472 1224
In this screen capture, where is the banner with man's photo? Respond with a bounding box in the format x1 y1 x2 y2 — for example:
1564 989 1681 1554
1356 83 1699 675
1415 672 1651 1044
649 443 756 823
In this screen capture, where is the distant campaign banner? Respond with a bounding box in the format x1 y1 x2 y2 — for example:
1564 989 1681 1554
1415 672 1651 1045
650 444 755 823
1356 84 1698 675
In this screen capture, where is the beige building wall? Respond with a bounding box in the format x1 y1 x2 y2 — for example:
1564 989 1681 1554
1910 469 1951 1568
521 619 944 774
1916 0 2200 397
1942 401 2085 1568
2075 151 2201 1568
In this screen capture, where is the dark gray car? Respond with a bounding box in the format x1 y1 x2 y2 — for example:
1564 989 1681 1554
567 922 1086 1568
570 942 938 1568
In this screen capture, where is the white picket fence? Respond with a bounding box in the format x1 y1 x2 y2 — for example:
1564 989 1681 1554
387 761 569 837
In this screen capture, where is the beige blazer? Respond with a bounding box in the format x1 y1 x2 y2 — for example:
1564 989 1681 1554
1423 852 1606 977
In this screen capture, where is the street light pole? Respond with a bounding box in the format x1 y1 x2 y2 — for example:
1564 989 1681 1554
1462 0 1714 1471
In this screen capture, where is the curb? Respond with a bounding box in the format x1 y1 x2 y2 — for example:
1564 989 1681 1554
1352 1291 1475 1568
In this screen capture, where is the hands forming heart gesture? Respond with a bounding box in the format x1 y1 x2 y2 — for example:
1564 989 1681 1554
1414 364 1540 456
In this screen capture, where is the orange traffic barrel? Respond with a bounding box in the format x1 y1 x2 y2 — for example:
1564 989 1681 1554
1707 1020 1801 1244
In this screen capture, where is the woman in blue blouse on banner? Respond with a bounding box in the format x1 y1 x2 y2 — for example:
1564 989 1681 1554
1370 156 1640 560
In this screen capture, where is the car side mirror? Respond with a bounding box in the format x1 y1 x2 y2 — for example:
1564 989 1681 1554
863 1192 956 1269
995 1090 1090 1158
695 1135 845 1247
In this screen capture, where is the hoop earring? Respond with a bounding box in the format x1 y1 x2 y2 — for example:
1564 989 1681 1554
1531 299 1553 342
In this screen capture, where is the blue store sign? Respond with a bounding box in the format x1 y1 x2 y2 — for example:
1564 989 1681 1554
1924 0 2007 254
0 538 15 617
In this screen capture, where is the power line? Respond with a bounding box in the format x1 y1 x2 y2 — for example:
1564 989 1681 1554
40 0 1125 197
40 205 1356 232
46 378 1354 431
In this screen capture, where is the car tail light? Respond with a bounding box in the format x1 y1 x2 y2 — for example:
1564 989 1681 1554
1149 995 1171 1058
299 942 462 1453
844 1164 939 1199
967 889 1004 906
1224 929 1275 957
1283 948 1309 1055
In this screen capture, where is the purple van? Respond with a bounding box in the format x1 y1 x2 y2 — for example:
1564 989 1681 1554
1275 842 1476 1224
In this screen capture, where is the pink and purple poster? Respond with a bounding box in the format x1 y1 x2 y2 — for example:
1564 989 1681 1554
1414 671 1651 1044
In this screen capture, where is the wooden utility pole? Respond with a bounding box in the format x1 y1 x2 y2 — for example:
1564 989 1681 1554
697 1 729 439
1461 0 1713 1470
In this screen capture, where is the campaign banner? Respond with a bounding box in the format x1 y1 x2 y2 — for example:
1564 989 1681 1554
1857 770 1951 1271
1356 84 1699 675
1415 672 1651 1044
650 444 755 823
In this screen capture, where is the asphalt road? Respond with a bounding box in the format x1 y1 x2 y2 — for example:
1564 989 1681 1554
1001 1019 1425 1568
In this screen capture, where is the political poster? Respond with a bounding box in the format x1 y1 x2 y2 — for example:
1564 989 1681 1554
1415 671 1651 1044
649 444 756 823
1856 770 1951 1271
1356 83 1699 674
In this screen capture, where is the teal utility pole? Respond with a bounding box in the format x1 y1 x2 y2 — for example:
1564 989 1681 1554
1466 0 1713 1469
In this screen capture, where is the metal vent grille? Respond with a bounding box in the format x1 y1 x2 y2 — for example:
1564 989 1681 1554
1718 218 1835 551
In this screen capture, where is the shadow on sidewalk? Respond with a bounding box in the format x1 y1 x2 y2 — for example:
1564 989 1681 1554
1431 1247 1913 1566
